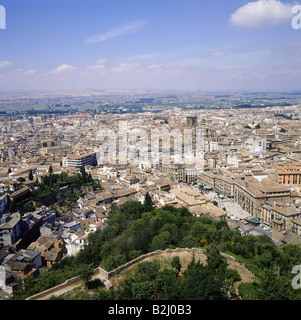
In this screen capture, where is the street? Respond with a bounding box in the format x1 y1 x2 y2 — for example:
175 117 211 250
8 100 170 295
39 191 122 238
203 190 272 238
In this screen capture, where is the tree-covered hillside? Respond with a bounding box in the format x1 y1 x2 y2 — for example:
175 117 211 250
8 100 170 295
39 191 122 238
12 201 301 300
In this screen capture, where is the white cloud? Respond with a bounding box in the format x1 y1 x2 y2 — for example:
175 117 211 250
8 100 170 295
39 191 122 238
26 69 37 74
0 60 12 68
51 64 76 74
85 20 146 44
148 64 162 69
230 0 296 28
212 51 225 57
111 62 139 72
87 59 107 70
95 59 107 65
88 64 106 70
13 68 38 75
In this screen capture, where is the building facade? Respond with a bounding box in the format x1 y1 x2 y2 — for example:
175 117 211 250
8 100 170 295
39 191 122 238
277 165 301 185
198 171 215 189
0 212 22 246
62 152 97 168
214 175 234 198
233 179 291 218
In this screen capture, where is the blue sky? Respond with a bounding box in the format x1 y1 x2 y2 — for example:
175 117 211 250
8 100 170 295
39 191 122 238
0 0 300 91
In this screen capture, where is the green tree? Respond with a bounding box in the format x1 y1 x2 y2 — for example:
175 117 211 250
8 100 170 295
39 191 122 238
77 264 94 288
115 276 135 300
28 169 33 181
212 200 218 206
182 263 225 300
159 223 181 245
150 231 172 251
154 268 180 300
205 245 227 277
135 261 160 282
128 218 154 252
144 192 154 212
13 275 38 300
238 282 259 300
94 287 114 300
109 202 118 216
180 235 200 248
281 244 301 272
101 252 126 271
222 268 241 300
171 256 181 275
257 268 294 300
256 251 273 269
108 201 145 236
80 166 87 183
132 281 155 300
225 268 241 283
243 235 258 258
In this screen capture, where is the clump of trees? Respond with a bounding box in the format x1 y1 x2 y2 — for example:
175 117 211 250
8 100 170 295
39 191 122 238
9 166 101 213
113 251 235 301
32 166 96 199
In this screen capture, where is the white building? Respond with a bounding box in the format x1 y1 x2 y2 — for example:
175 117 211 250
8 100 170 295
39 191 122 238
251 136 266 153
62 152 97 168
62 230 85 257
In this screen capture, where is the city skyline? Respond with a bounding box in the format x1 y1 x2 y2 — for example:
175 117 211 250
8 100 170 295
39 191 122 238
0 0 301 92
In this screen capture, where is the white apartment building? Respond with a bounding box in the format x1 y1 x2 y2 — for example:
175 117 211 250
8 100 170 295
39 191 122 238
62 152 97 168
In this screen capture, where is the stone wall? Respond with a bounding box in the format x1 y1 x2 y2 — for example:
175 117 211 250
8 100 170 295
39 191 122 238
26 276 82 300
108 249 163 278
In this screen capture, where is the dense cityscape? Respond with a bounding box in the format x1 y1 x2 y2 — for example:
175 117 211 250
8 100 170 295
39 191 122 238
0 90 301 301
